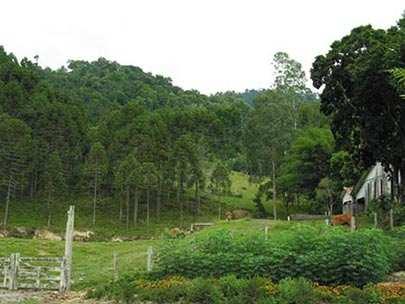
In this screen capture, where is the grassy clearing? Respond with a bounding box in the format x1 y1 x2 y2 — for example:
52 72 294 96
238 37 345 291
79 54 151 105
0 237 157 290
219 171 260 211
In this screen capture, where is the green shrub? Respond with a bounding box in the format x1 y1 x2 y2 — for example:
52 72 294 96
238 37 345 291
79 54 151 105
186 277 224 304
244 277 270 303
276 277 318 304
218 275 249 303
87 274 137 304
139 285 187 303
388 226 405 271
337 285 382 304
156 225 395 286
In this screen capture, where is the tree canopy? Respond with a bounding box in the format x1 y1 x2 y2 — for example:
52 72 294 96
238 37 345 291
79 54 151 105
311 15 405 202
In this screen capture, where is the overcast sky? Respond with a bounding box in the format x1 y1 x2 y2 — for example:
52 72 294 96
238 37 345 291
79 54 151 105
1 1 404 94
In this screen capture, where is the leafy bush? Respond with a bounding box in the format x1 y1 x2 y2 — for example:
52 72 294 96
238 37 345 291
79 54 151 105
243 277 271 303
135 276 189 303
185 277 224 304
155 225 395 286
388 226 405 271
218 275 249 303
276 277 318 304
337 285 382 304
87 274 137 303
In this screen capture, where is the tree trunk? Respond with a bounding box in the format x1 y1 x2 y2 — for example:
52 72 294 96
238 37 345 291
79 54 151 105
47 191 52 229
146 188 150 227
3 176 12 229
195 180 200 215
92 167 98 226
272 160 277 200
30 176 34 199
133 187 139 226
119 197 123 222
30 175 34 199
393 166 399 202
292 99 298 130
399 164 404 204
177 178 183 225
271 160 277 220
156 180 161 220
166 187 170 203
33 171 38 199
126 187 130 230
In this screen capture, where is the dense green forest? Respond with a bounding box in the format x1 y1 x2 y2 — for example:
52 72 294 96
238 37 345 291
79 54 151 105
0 47 323 228
0 14 404 232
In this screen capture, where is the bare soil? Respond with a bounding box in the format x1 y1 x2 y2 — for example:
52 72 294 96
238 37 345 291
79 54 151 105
0 290 113 304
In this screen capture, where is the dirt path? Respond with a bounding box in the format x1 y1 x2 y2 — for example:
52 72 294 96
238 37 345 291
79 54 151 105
0 290 113 304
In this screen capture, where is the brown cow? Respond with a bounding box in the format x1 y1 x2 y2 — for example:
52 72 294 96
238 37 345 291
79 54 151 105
332 214 352 226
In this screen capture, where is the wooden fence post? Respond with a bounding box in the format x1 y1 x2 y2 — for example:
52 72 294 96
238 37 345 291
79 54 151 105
350 216 356 232
35 266 41 289
147 246 154 272
389 209 394 230
15 253 19 290
264 226 269 240
59 257 67 293
61 205 75 293
113 252 118 281
7 253 13 290
8 253 19 290
373 212 378 228
273 204 277 221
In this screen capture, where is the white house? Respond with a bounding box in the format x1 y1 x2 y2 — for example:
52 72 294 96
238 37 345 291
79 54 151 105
355 162 391 211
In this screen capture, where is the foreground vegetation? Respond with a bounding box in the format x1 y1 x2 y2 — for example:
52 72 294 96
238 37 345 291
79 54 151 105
89 275 405 304
1 220 404 292
83 222 405 303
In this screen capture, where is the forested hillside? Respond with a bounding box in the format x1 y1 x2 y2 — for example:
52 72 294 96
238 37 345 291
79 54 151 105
1 13 404 234
41 58 214 120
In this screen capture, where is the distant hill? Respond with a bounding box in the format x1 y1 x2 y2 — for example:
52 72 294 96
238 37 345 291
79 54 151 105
42 57 210 121
212 88 318 107
237 89 262 106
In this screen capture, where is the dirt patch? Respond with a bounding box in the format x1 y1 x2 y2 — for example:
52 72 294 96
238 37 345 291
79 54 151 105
0 290 113 304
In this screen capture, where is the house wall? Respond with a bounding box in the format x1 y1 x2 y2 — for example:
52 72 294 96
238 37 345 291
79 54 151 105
355 162 391 209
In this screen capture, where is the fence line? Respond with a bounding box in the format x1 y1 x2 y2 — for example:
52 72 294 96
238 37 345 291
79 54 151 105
0 253 66 291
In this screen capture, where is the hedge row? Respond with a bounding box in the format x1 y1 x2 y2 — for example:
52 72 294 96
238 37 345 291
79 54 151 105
155 225 397 286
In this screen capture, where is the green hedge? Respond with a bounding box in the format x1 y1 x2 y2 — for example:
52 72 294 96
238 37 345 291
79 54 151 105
155 225 395 286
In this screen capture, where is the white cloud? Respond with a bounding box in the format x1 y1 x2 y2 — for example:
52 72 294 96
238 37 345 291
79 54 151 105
0 0 403 93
